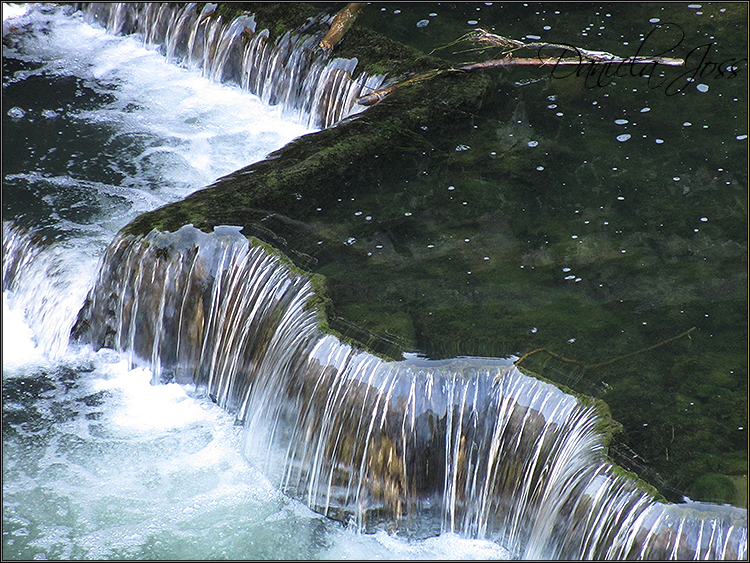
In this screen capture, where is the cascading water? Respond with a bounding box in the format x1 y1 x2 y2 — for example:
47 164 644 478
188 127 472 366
77 2 389 129
67 225 748 560
3 3 509 559
3 3 747 561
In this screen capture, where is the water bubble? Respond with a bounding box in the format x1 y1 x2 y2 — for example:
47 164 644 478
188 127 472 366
404 212 412 216
649 18 660 23
616 134 631 142
455 144 470 151
416 19 429 28
344 237 356 245
448 185 455 191
530 327 538 333
700 217 708 222
640 107 651 113
655 139 664 144
467 20 479 25
7 107 26 119
429 12 438 17
543 25 551 30
736 134 748 140
562 267 571 272
527 140 538 147
614 119 628 125
687 3 701 7
617 196 625 200
393 9 401 14
696 83 709 92
673 177 680 181
536 166 545 171
683 122 692 127
525 34 541 40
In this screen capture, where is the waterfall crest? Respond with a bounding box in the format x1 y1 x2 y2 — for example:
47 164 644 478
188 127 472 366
78 2 388 128
70 225 747 560
3 223 97 357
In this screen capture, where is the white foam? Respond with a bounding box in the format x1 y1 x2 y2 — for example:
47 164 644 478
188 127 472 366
92 362 208 432
323 529 511 559
2 291 43 368
7 3 312 234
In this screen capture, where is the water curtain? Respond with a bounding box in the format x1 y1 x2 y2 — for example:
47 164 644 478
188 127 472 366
78 2 388 129
60 225 746 560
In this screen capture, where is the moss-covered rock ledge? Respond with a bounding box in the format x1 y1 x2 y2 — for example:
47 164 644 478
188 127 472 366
120 3 747 506
121 2 493 356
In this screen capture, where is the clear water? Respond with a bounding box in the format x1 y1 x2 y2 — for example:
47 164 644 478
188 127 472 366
2 4 511 559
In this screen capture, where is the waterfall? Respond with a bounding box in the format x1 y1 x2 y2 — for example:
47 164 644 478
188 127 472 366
66 224 747 560
2 223 98 357
77 2 388 129
4 3 746 559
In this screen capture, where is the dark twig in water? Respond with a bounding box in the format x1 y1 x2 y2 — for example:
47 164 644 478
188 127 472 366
462 29 684 65
513 327 697 370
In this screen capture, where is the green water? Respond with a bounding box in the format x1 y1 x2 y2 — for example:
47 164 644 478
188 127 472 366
275 2 748 505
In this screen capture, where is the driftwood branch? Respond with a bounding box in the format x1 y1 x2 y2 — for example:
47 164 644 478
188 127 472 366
319 3 364 51
464 29 683 66
356 29 684 106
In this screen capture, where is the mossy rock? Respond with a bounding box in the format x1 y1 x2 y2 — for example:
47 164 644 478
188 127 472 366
688 473 738 505
120 2 747 508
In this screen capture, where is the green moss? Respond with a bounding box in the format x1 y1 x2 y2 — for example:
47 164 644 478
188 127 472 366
688 473 738 505
120 2 746 508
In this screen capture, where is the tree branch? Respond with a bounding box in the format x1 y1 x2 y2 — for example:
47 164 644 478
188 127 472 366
356 28 684 106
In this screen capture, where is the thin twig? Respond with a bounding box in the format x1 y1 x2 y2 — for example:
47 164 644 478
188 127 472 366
513 327 697 370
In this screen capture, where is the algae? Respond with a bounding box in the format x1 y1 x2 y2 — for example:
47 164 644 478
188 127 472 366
119 2 747 506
